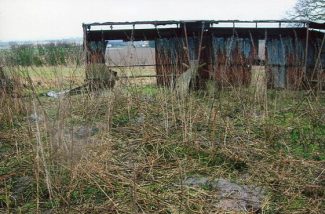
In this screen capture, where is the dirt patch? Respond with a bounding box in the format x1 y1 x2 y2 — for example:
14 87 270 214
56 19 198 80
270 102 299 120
184 176 265 213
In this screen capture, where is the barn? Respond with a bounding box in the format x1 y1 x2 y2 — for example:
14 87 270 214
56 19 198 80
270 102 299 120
83 20 325 90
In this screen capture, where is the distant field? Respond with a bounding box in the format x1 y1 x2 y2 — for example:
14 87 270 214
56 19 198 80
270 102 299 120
106 47 155 66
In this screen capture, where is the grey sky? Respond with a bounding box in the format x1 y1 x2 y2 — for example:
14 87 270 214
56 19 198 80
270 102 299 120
0 0 296 41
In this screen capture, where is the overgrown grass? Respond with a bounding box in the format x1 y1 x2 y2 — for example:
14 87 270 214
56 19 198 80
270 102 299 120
0 64 324 213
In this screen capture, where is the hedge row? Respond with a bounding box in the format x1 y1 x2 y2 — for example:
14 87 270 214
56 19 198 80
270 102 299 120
1 43 84 66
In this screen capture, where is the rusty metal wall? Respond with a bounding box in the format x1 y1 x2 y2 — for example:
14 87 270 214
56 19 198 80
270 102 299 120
265 34 324 89
211 36 254 87
155 36 211 88
306 36 325 89
155 35 254 88
265 37 304 89
155 33 323 89
155 37 186 86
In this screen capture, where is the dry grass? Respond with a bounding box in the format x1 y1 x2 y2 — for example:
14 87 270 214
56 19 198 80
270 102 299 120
0 64 324 213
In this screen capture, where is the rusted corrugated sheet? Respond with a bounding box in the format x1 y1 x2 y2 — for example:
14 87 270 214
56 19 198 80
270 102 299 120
155 36 206 87
265 37 304 89
265 34 324 89
211 37 254 87
156 35 255 88
306 36 325 81
155 37 186 86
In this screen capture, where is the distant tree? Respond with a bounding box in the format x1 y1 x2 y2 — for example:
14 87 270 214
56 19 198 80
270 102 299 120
287 0 325 22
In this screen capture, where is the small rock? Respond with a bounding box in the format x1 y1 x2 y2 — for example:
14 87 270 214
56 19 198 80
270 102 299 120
28 113 43 122
184 176 264 212
218 198 246 211
46 90 68 98
141 95 155 103
42 209 54 214
287 127 294 131
184 176 209 186
213 178 264 212
74 126 99 139
135 113 145 124
12 176 33 200
130 113 145 124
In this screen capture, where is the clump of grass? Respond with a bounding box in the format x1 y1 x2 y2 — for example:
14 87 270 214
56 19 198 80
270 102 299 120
0 67 26 129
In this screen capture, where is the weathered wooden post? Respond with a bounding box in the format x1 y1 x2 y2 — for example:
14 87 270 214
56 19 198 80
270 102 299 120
250 65 266 103
175 60 199 96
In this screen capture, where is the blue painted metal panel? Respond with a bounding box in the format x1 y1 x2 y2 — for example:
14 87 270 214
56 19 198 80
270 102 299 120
266 37 305 66
156 37 201 63
155 38 184 64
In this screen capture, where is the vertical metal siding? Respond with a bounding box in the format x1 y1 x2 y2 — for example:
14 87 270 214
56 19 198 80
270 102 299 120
211 36 253 87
